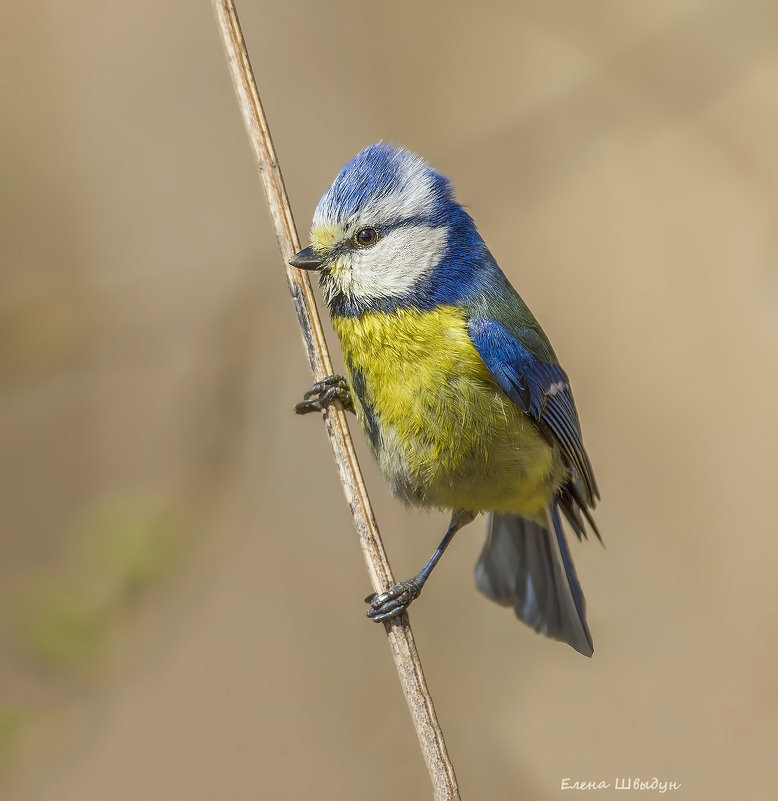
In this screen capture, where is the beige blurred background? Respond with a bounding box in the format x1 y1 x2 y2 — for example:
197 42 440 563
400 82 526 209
2 1 777 799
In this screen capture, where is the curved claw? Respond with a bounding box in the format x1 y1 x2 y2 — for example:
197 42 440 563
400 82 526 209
295 374 354 414
367 596 405 617
369 606 408 623
365 577 424 622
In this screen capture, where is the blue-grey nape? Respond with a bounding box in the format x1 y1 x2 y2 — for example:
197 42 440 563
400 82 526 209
320 144 517 319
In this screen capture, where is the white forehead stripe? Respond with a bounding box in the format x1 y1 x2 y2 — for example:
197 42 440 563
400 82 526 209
313 152 439 232
357 157 438 227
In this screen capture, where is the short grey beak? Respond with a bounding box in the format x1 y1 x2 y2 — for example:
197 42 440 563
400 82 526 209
289 247 324 271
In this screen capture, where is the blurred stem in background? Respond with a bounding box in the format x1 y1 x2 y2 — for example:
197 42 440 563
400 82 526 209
0 278 263 773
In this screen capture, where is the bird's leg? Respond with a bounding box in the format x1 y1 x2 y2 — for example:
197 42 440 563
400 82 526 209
295 374 354 414
365 510 476 623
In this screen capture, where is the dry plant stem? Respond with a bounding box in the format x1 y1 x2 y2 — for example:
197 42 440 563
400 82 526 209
210 2 461 799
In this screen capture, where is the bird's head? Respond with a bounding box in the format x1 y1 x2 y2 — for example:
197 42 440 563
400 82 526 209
290 143 480 314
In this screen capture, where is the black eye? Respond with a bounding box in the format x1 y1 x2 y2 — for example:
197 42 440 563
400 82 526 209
354 227 379 248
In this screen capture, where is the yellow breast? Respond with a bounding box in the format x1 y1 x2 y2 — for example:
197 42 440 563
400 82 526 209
333 306 560 518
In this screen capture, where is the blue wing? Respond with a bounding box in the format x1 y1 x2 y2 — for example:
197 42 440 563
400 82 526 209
468 316 599 513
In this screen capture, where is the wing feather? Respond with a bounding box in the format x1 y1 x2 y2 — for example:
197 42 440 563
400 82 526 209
468 317 599 507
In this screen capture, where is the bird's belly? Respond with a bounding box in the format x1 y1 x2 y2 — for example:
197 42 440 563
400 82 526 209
333 307 562 518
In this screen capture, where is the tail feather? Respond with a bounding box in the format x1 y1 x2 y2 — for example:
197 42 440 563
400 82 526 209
474 506 594 656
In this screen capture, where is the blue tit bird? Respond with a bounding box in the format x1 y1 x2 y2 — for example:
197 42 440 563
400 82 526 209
291 143 601 656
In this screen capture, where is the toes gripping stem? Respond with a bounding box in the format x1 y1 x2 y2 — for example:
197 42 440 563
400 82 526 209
365 576 426 623
295 374 354 414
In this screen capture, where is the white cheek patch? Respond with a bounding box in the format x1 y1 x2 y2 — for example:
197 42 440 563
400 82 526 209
347 224 448 300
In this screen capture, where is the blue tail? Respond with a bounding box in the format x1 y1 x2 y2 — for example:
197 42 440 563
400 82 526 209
474 502 593 656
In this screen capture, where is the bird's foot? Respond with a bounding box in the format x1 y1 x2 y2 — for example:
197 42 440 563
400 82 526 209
365 576 425 623
295 374 354 414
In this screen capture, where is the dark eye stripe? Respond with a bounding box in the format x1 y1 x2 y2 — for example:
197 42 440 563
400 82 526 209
340 218 443 254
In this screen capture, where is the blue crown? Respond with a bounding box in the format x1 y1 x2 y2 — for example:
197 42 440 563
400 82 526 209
315 143 455 226
316 144 509 317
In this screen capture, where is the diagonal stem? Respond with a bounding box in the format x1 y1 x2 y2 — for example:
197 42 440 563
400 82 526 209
209 2 461 799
